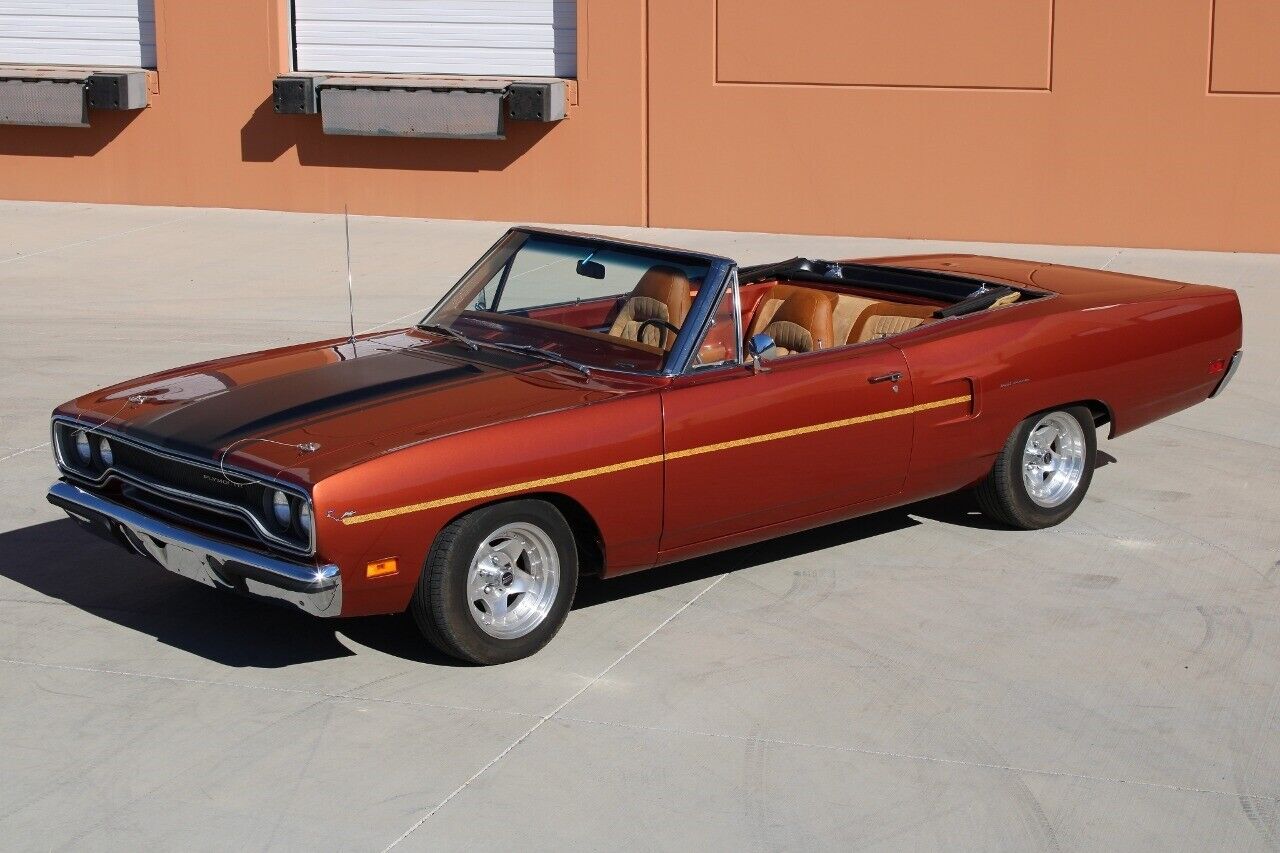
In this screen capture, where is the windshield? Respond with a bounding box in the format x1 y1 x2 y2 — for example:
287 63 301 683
422 231 715 373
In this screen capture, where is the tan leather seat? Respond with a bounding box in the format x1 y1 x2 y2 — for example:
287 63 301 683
608 265 692 350
849 302 937 343
832 294 878 344
748 285 834 336
749 284 875 348
755 291 836 356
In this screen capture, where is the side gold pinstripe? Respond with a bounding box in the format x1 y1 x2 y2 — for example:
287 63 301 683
340 394 972 525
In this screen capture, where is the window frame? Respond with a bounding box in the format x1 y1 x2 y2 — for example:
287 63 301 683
685 269 744 373
421 227 736 378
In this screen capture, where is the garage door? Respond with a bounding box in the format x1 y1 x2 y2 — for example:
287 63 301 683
0 0 156 68
293 0 576 77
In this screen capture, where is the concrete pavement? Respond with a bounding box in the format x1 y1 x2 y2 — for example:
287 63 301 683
1 201 1277 851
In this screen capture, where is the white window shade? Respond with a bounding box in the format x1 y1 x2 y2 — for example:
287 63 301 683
293 0 576 77
0 0 156 68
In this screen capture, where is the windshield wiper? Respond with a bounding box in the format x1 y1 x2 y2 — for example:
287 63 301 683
415 322 478 351
477 341 592 377
417 322 591 377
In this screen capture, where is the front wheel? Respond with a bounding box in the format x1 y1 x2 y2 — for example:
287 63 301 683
974 406 1097 529
411 500 578 665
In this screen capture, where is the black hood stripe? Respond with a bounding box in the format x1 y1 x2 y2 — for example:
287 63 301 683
125 348 482 456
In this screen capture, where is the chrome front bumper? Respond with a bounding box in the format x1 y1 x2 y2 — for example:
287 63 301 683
47 481 342 617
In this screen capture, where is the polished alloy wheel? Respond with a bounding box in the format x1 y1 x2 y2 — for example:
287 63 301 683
466 522 560 639
1021 411 1087 508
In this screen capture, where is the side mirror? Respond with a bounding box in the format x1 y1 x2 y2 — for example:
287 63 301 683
575 259 606 280
747 333 775 374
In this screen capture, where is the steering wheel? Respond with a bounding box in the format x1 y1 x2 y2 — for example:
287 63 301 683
637 318 680 345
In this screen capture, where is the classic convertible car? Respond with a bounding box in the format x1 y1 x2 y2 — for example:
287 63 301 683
48 228 1242 663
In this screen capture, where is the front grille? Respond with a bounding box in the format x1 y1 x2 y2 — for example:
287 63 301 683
53 420 312 555
111 441 265 507
121 485 262 547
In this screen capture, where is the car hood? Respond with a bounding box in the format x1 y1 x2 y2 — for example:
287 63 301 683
57 330 651 483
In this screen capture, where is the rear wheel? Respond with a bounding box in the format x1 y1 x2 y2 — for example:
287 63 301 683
411 500 578 665
974 406 1096 529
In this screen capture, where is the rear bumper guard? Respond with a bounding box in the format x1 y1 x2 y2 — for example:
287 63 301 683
47 481 341 617
1210 350 1243 399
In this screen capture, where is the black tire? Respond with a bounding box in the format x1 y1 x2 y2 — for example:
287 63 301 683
411 499 578 665
974 406 1097 530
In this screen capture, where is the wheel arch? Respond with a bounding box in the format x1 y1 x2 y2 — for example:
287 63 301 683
1057 398 1115 438
440 492 606 578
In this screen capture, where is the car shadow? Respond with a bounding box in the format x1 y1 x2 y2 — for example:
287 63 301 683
573 490 1000 609
0 519 462 669
2 489 1038 668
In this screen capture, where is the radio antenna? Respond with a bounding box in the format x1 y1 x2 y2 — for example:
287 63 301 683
344 204 356 353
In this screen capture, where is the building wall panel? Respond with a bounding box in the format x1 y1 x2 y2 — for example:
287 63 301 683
716 0 1052 90
0 0 1279 252
648 0 1280 252
1211 0 1280 94
0 0 643 227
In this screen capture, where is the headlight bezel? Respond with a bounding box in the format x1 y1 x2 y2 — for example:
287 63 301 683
74 429 93 465
97 436 114 468
296 501 313 538
267 489 293 529
264 487 315 542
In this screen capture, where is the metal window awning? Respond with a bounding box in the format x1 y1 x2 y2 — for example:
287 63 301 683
272 74 567 140
0 67 148 127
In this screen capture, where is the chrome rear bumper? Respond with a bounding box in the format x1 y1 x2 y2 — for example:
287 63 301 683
47 481 341 617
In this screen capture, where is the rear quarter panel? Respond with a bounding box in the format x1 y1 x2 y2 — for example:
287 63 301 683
896 282 1241 498
312 390 665 617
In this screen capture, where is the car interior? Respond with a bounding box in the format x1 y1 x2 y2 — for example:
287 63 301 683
606 265 693 350
496 255 1034 369
600 267 1024 362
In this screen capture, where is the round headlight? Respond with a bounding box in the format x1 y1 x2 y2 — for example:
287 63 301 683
98 437 113 467
296 501 313 538
74 430 92 464
270 490 292 528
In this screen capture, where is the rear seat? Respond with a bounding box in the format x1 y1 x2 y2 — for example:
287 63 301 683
848 302 937 343
832 294 879 344
749 285 880 343
747 283 939 348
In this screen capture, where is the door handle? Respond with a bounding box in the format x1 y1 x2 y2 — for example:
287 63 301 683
868 372 902 384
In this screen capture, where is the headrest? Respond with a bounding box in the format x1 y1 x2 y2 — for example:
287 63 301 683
748 284 838 336
631 265 692 327
766 291 835 351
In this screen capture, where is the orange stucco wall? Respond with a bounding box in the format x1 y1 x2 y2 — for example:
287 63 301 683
1 0 1279 251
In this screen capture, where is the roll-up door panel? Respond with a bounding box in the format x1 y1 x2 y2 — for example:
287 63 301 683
0 1 156 68
293 0 576 77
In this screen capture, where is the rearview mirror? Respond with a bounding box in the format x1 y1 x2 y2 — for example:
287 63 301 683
576 259 606 279
748 333 775 374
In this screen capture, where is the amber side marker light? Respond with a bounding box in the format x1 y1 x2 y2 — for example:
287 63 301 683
366 558 399 579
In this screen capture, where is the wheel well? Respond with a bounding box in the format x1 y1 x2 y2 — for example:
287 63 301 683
535 493 606 577
447 493 606 578
1036 399 1112 438
1072 399 1114 437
